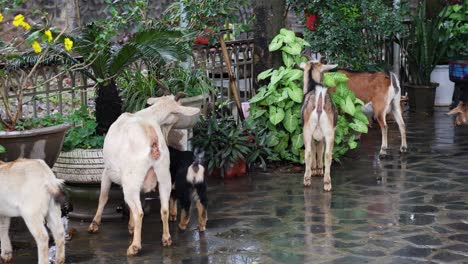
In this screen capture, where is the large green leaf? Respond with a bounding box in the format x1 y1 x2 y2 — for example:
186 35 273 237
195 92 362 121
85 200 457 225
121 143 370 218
349 119 368 133
292 133 304 150
258 69 273 81
283 109 299 133
287 86 303 103
282 52 294 67
342 96 356 116
269 35 284 51
269 106 285 125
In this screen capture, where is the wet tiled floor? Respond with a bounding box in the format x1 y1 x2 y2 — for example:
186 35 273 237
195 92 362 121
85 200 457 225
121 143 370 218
7 109 468 263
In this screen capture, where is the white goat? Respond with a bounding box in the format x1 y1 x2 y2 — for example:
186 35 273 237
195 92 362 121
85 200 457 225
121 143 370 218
0 159 65 264
301 60 338 191
87 95 200 256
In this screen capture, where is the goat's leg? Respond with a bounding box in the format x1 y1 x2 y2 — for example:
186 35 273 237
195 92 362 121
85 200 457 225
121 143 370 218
195 183 208 232
375 111 388 158
157 167 172 246
46 204 65 264
88 168 112 233
391 98 407 153
169 194 178 221
123 188 144 256
23 214 49 264
128 207 134 235
303 125 313 186
178 188 192 231
0 216 12 263
315 140 325 176
323 131 335 192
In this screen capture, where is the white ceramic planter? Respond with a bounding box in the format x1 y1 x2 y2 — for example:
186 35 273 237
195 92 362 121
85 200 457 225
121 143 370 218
431 65 455 106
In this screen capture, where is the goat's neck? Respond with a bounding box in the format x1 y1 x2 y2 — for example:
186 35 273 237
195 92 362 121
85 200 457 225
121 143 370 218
136 106 166 125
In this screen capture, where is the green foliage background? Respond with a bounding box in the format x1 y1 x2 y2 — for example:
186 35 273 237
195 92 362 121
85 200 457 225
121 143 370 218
247 29 369 164
287 0 407 71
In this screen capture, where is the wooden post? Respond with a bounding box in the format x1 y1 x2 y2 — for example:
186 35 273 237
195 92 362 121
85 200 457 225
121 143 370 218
218 36 245 121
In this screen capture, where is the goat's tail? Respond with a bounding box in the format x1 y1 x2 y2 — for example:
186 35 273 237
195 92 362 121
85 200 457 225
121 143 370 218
38 160 66 204
389 72 401 98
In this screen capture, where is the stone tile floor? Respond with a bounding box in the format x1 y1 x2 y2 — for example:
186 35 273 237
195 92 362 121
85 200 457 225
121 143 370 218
7 108 468 263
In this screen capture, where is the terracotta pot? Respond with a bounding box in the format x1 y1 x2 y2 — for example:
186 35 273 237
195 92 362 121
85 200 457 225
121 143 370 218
210 159 247 178
0 123 71 167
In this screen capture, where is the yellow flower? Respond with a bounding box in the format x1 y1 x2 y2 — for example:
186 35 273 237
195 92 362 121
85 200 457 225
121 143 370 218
64 38 73 51
12 14 31 30
13 14 25 27
0 13 4 22
21 21 31 30
45 30 53 42
32 41 42 53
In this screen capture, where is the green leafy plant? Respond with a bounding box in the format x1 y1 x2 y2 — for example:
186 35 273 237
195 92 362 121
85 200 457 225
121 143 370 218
192 102 253 175
247 29 368 163
0 144 5 154
162 64 214 97
400 0 450 85
247 28 309 163
61 106 104 151
324 72 369 160
439 2 468 58
288 0 407 71
118 70 164 113
14 114 67 131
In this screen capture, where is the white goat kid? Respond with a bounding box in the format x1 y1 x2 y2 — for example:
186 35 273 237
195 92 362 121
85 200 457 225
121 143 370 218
0 159 65 264
87 95 200 256
301 60 338 191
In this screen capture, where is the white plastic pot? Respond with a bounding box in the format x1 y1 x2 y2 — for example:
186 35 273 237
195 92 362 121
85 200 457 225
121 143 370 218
431 65 455 106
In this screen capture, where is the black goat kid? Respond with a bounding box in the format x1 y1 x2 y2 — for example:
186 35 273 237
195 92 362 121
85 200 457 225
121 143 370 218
168 147 208 231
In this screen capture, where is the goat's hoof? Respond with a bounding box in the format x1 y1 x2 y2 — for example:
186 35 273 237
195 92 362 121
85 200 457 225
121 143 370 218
178 223 188 231
162 235 172 247
303 177 311 186
378 150 388 159
55 258 65 264
198 225 206 232
88 221 99 233
126 244 141 256
1 251 13 263
400 146 407 153
323 183 332 192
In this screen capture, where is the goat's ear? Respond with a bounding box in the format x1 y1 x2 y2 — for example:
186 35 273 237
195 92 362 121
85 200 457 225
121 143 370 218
147 97 158 105
320 64 338 72
300 62 307 69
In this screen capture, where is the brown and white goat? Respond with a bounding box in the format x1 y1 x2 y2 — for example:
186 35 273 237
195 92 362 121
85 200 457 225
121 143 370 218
0 159 66 264
301 60 338 191
87 95 200 256
335 69 407 157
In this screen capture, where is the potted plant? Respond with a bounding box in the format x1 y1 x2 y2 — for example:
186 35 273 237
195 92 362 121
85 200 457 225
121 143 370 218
400 0 450 113
191 102 253 178
0 8 73 167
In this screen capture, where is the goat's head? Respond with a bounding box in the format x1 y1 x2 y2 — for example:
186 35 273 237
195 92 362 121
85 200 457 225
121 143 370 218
300 57 338 93
146 95 200 129
447 102 468 126
193 147 205 165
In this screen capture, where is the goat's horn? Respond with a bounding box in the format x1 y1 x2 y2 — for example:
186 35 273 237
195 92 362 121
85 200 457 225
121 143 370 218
174 92 187 101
